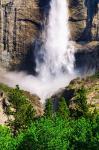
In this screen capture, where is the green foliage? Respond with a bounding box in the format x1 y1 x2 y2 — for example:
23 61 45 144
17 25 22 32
90 72 99 80
16 115 99 150
0 126 16 150
0 83 11 93
0 84 99 150
0 115 99 150
16 117 71 150
57 97 70 119
70 116 99 150
8 86 35 132
76 87 88 112
45 97 70 119
71 86 89 118
45 99 53 118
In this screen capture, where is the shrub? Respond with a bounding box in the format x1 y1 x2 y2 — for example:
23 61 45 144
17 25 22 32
71 86 89 118
0 126 16 150
8 86 35 133
0 114 99 150
16 115 99 150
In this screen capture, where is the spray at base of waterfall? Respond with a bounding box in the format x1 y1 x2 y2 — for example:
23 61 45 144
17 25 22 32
0 69 77 103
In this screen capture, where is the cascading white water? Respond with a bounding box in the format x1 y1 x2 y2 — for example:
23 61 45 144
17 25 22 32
0 0 76 103
36 0 75 79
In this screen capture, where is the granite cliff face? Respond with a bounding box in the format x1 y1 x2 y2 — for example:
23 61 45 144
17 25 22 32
69 0 99 41
0 0 99 71
69 0 99 71
0 0 40 69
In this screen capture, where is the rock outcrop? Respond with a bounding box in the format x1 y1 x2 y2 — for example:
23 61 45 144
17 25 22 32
0 0 41 69
69 0 99 72
51 74 99 112
69 0 99 41
0 84 44 125
75 41 99 72
0 91 8 124
69 0 86 41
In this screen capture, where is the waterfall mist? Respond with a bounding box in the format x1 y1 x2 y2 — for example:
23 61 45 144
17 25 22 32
0 0 77 103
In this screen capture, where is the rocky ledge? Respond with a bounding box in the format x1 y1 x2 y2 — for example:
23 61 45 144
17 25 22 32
51 73 99 114
75 41 99 72
0 84 44 125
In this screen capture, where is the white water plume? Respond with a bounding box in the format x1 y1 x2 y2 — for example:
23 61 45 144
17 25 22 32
0 0 76 103
36 0 75 79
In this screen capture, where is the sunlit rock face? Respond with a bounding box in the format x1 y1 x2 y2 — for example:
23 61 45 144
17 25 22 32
69 0 99 41
0 0 40 69
69 0 86 41
69 0 99 72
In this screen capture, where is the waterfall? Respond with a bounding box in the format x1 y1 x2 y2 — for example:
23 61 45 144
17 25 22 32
36 0 75 79
0 0 76 103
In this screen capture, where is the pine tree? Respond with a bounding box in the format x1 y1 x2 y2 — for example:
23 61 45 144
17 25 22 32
75 86 88 117
57 97 69 119
45 99 53 118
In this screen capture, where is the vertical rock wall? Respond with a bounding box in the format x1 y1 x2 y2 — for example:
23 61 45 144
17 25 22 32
69 0 99 41
0 0 40 69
